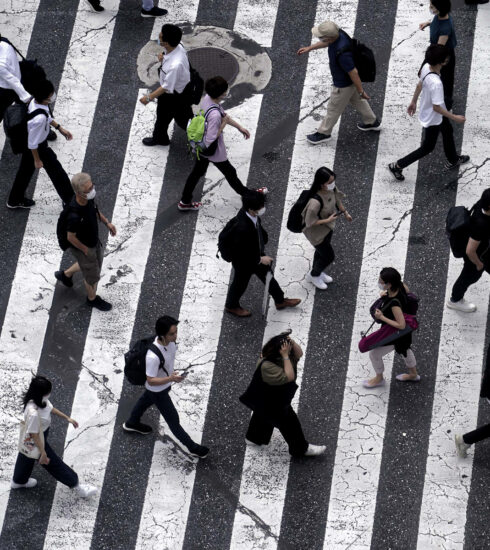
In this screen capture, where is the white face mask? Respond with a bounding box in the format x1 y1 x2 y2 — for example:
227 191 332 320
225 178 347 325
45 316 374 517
378 282 386 291
85 188 96 200
326 181 336 191
47 91 57 104
257 207 266 216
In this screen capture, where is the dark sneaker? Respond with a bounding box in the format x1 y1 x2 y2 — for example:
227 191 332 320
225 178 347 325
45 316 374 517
388 162 405 181
189 444 209 458
47 129 57 141
306 132 331 145
178 201 202 212
6 198 35 209
141 7 168 17
122 422 152 435
55 270 73 288
85 0 105 11
445 155 470 169
87 295 112 311
357 119 382 131
142 136 170 146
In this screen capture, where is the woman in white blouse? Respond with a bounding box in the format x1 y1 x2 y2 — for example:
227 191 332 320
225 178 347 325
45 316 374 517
11 375 97 498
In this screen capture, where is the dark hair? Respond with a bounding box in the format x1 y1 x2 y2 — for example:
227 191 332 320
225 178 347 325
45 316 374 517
379 267 407 297
32 79 55 103
309 166 336 196
477 189 490 211
425 44 449 66
155 315 179 337
262 329 292 361
22 375 52 410
431 0 451 17
205 76 228 99
242 190 266 212
160 24 182 47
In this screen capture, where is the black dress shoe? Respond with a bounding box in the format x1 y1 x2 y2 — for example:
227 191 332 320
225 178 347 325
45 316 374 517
85 0 105 11
47 129 57 141
142 137 170 146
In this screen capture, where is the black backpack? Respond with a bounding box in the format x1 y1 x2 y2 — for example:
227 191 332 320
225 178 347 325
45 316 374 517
56 200 88 251
446 205 473 258
3 102 48 155
287 191 324 233
0 36 46 94
336 30 376 83
217 215 240 262
183 62 204 105
124 337 168 386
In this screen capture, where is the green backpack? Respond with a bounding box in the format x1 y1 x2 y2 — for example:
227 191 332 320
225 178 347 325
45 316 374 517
187 104 221 159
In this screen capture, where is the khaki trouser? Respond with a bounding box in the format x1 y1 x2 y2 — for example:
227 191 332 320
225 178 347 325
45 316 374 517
318 84 376 135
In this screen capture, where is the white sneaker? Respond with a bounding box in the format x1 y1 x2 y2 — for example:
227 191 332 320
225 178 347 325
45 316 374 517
306 272 327 290
11 478 37 489
304 444 326 456
320 272 333 284
447 298 477 313
74 484 98 498
454 434 471 458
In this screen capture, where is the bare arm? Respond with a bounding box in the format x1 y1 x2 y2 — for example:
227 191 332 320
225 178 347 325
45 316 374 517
31 432 49 465
67 232 89 255
52 407 79 428
407 81 423 115
348 68 369 99
432 104 465 123
297 41 329 55
31 148 43 170
376 305 406 330
146 373 184 386
437 35 449 46
466 238 484 270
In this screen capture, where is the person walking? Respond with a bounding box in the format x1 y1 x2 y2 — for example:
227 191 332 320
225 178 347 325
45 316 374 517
7 80 73 209
85 0 168 17
419 0 457 109
140 24 192 146
123 316 209 458
455 424 490 458
11 375 97 497
54 172 116 312
223 191 301 317
388 44 469 182
179 76 266 211
297 20 381 145
302 166 352 290
447 189 490 313
240 330 326 457
363 267 419 388
0 35 31 122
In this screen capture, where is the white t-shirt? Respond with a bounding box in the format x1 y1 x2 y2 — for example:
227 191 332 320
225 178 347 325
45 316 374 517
0 40 30 102
418 64 445 128
27 100 52 149
24 399 53 434
145 338 175 392
159 44 190 94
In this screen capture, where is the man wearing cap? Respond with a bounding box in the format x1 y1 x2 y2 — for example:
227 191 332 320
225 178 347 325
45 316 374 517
297 20 381 145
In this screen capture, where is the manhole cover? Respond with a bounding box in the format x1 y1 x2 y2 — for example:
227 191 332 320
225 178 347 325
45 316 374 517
188 47 239 85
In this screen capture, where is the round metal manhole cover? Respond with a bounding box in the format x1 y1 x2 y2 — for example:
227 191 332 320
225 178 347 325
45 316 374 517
188 47 240 85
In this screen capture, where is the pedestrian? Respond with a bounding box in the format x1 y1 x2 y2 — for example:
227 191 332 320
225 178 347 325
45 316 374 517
140 24 192 147
447 188 490 313
455 424 490 458
123 316 209 459
363 267 419 388
302 166 352 290
419 0 457 109
11 375 97 497
0 35 31 122
7 80 73 209
85 0 167 17
179 76 266 212
239 330 326 457
54 172 116 312
297 20 381 145
224 191 301 317
388 44 469 182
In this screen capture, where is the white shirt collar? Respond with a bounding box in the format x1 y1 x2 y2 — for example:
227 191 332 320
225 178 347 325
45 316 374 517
246 212 258 226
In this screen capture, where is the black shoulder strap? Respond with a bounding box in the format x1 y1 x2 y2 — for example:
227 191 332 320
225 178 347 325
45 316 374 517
204 104 222 118
422 71 440 82
0 36 25 60
148 343 169 376
26 108 49 121
313 193 324 212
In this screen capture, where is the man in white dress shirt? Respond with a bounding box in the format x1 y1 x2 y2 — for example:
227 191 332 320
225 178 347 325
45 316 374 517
85 0 168 17
140 24 193 146
0 36 31 123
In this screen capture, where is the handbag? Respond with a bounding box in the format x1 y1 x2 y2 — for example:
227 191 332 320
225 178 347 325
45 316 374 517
359 313 418 353
18 409 44 459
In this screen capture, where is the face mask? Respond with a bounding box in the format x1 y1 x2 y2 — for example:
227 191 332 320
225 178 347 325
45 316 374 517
47 91 57 104
378 282 385 290
85 188 96 200
43 393 51 402
326 181 336 191
257 207 266 216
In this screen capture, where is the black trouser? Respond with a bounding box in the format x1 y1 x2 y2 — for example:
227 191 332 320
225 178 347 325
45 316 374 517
311 231 335 277
246 406 308 457
463 423 490 445
451 255 485 302
12 428 79 487
127 387 198 452
397 117 458 169
152 92 193 143
226 263 285 309
9 141 74 205
441 48 455 110
181 157 247 204
0 88 17 123
480 343 490 399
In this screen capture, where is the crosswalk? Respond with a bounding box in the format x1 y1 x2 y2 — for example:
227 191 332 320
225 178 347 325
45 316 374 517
0 1 489 549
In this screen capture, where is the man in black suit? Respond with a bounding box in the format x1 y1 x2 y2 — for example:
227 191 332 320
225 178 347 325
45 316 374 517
224 192 301 317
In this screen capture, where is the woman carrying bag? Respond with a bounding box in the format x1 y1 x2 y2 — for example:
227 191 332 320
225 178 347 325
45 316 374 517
239 331 325 457
302 166 352 290
12 375 97 497
361 267 419 389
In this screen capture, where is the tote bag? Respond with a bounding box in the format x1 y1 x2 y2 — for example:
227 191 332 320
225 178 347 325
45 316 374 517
358 314 418 353
18 409 43 459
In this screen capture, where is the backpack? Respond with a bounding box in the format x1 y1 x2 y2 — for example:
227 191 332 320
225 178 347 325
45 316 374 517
287 191 324 233
183 63 204 105
369 291 420 319
187 105 221 159
124 336 168 386
217 215 240 262
56 200 85 251
446 205 472 258
3 102 48 155
0 36 46 94
336 30 376 83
